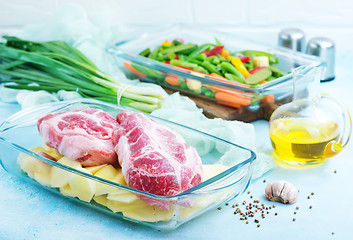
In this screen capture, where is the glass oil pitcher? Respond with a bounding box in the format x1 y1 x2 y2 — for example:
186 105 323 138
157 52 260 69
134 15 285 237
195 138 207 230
269 65 352 166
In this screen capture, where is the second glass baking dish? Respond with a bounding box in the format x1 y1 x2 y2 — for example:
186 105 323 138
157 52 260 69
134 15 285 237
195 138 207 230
108 24 323 112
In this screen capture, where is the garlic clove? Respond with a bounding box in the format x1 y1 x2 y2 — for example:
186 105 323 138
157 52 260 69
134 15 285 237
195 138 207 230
265 180 299 204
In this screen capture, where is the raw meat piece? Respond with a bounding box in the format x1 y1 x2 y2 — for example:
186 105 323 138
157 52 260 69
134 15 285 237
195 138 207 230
112 110 203 199
37 108 119 166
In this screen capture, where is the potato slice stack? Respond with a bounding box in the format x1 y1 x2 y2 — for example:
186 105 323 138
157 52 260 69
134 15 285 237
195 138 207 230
17 145 228 222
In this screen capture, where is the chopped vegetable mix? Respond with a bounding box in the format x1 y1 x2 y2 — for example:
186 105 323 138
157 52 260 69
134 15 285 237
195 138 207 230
125 38 287 108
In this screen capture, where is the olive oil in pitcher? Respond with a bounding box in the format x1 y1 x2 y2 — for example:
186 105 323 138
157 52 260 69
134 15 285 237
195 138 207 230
268 65 351 166
270 118 340 165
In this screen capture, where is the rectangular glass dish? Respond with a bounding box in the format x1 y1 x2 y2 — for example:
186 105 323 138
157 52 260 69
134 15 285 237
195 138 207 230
108 24 323 114
0 99 256 231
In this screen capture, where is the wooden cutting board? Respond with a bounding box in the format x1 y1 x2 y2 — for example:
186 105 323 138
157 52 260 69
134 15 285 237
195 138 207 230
165 89 289 122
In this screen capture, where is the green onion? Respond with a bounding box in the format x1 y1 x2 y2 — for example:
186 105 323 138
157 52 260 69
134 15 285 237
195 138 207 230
0 36 166 113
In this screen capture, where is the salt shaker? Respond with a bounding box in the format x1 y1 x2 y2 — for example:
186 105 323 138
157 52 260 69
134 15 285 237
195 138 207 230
306 37 335 82
278 28 305 52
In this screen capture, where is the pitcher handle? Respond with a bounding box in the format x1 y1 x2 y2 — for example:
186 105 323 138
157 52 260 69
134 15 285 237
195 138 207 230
321 94 352 153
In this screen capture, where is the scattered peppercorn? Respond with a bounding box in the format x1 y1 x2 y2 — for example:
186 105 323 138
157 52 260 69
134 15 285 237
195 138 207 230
296 206 300 210
246 221 249 224
332 232 334 235
293 218 296 221
247 191 251 194
232 205 235 208
334 170 337 174
311 192 314 195
275 212 278 216
254 219 259 223
309 205 312 209
257 224 261 228
294 212 297 214
308 196 311 199
217 207 222 210
263 179 266 183
225 203 229 206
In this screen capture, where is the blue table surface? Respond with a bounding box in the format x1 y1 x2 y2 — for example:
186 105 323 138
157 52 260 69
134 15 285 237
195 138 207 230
1 53 353 240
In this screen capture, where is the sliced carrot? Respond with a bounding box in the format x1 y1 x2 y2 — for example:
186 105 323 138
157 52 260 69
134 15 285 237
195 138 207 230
217 101 241 109
210 73 226 79
123 61 147 78
165 74 181 86
214 91 252 106
258 80 268 84
206 84 251 99
260 94 275 103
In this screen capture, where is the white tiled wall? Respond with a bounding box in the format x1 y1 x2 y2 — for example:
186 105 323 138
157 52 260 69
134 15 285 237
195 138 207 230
1 0 353 52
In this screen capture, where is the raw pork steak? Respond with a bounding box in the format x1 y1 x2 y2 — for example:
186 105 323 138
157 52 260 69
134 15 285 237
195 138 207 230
112 110 203 197
37 108 119 166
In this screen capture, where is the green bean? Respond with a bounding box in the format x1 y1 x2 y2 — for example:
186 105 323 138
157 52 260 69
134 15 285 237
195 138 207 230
161 43 197 54
225 73 245 83
188 44 213 58
170 59 197 69
269 65 286 77
243 61 254 71
148 47 160 59
172 40 183 46
178 55 187 61
220 62 245 82
160 43 196 54
193 66 209 74
188 59 203 65
193 53 207 61
201 61 221 75
139 48 150 57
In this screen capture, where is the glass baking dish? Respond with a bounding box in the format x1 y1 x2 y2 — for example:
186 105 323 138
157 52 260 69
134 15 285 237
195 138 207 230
0 99 256 231
108 24 323 113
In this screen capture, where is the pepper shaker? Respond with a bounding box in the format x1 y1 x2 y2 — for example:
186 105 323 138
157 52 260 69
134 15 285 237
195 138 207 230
278 28 305 52
306 37 335 82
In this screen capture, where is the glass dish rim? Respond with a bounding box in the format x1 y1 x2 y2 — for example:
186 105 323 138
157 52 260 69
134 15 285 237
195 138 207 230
109 23 324 94
0 98 256 199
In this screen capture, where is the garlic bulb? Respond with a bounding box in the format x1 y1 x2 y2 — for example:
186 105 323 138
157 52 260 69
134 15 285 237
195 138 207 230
265 181 299 204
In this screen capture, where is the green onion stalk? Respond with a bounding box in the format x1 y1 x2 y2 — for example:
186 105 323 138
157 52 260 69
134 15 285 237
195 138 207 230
0 36 165 113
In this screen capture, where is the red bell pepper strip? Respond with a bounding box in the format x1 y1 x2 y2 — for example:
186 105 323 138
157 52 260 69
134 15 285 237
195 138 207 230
238 55 251 63
202 46 224 57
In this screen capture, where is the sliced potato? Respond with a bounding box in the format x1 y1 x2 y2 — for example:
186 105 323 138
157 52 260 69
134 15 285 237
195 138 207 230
18 154 51 180
85 164 107 175
106 199 136 213
42 144 63 160
50 157 82 188
94 165 122 196
121 199 175 222
59 184 77 198
94 164 119 180
34 170 51 186
29 146 46 153
68 168 96 202
93 195 108 206
107 192 138 203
